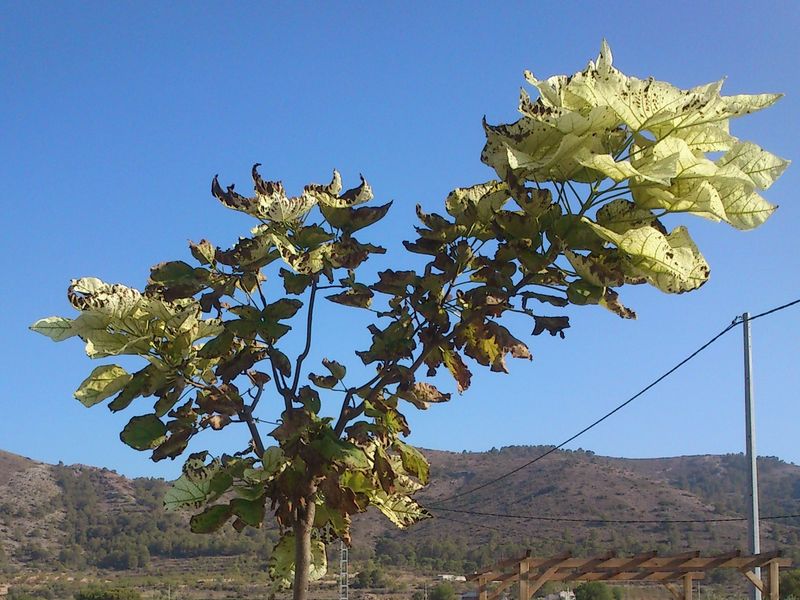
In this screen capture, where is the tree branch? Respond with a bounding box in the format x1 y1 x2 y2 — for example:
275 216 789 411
238 404 266 457
291 279 317 396
249 381 266 412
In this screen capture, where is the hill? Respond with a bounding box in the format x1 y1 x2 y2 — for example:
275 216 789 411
1 446 798 576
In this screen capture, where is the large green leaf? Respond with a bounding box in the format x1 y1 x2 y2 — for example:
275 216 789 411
190 504 233 533
165 475 210 510
393 441 430 484
370 492 432 528
67 278 143 317
444 180 509 219
120 414 167 450
74 365 132 407
268 534 328 589
716 141 790 190
230 497 265 527
29 316 75 341
588 222 710 293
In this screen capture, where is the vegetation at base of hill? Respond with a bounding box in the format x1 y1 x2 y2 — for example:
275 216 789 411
2 446 799 577
575 581 616 600
52 464 278 570
73 589 142 600
782 568 800 600
660 453 800 529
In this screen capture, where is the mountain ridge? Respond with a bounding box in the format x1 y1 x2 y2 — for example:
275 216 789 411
1 446 798 574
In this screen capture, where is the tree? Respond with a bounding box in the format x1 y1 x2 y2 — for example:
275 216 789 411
782 569 800 600
575 581 614 600
31 42 787 600
430 582 456 600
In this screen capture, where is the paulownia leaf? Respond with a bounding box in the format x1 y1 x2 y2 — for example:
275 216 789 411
108 365 166 412
189 239 216 265
213 164 317 222
309 373 338 389
262 446 285 476
190 504 233 533
600 288 637 319
326 287 374 308
322 358 346 381
120 414 167 450
68 278 142 317
230 497 265 527
393 441 430 484
445 180 510 220
29 316 75 341
370 492 432 528
532 316 570 338
268 534 327 589
396 382 451 410
307 173 373 208
280 268 312 295
595 200 664 234
441 346 472 393
717 141 790 190
320 201 392 234
588 222 710 293
74 365 133 407
565 250 626 288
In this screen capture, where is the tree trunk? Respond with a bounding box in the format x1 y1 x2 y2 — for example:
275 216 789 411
292 499 316 600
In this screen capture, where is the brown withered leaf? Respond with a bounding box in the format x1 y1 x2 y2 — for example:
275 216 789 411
152 427 193 461
565 250 626 288
326 287 373 308
532 315 570 338
456 320 531 373
202 415 231 431
521 291 569 308
396 382 452 410
247 370 271 387
441 346 472 393
601 288 637 319
374 448 396 495
216 348 269 383
372 270 419 295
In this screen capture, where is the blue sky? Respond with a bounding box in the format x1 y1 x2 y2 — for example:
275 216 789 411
2 2 798 480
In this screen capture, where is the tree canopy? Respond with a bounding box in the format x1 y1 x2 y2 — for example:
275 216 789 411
32 42 787 599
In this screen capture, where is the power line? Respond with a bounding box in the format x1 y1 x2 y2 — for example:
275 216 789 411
430 297 800 508
740 298 800 323
431 506 800 525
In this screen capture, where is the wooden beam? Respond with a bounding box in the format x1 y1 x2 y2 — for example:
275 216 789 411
487 574 518 600
741 569 765 593
527 565 562 600
683 575 693 600
568 552 617 579
663 583 682 600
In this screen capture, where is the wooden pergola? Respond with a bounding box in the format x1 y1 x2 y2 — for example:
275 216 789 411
468 550 792 600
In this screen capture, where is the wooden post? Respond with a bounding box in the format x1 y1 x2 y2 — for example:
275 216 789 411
519 559 529 600
683 575 693 600
478 575 488 600
769 560 780 600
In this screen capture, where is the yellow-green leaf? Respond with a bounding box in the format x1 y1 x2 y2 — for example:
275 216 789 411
588 222 710 293
74 365 133 407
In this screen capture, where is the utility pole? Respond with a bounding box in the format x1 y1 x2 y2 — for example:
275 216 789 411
743 312 761 600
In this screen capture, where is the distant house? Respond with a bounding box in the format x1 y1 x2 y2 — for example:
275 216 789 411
439 574 467 582
539 591 575 600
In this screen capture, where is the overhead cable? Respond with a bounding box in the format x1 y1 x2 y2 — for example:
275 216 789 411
430 297 800 507
431 506 800 525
